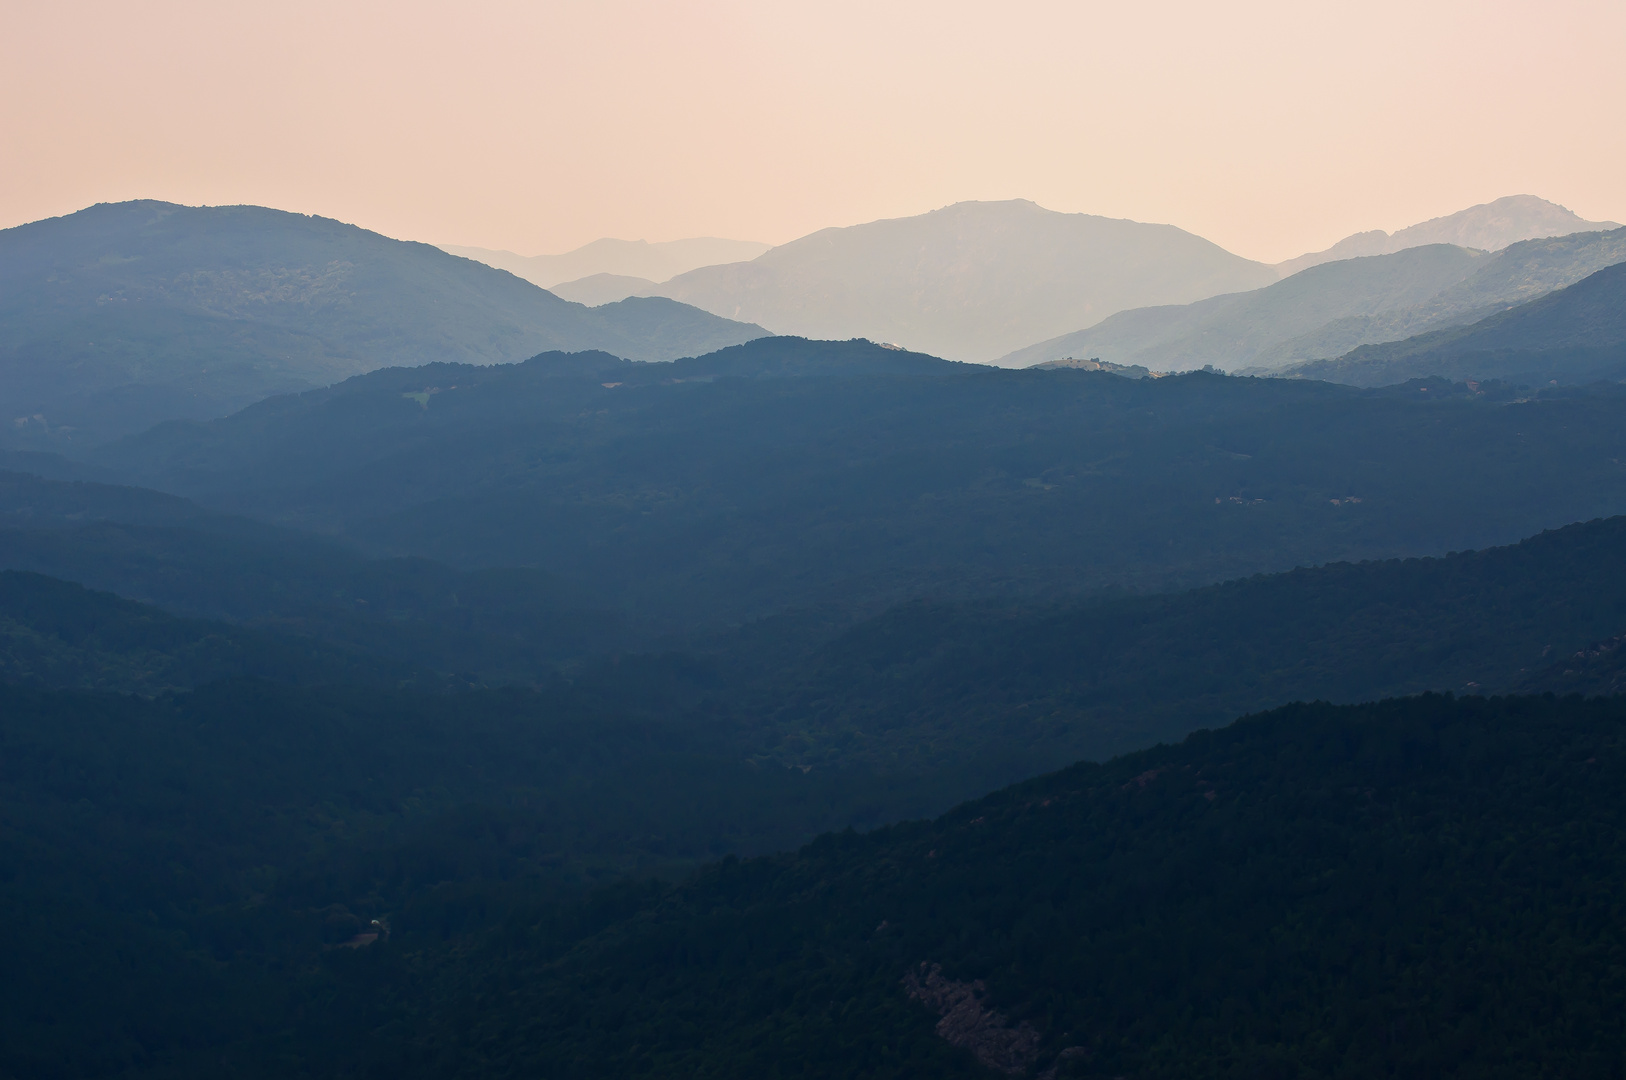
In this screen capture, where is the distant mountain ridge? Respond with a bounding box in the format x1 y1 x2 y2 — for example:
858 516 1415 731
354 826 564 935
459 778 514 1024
85 339 1626 627
0 201 767 449
1275 195 1619 276
1002 226 1626 371
442 236 772 288
645 200 1279 362
548 272 664 306
1286 260 1626 387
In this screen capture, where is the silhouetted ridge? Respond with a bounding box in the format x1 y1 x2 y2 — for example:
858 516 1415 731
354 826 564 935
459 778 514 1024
0 200 766 447
352 693 1626 1078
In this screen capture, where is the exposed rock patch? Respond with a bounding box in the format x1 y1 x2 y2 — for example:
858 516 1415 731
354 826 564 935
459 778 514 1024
903 962 1041 1075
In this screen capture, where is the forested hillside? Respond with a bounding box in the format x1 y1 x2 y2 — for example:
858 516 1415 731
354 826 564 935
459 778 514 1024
570 514 1626 786
7 3 1624 1075
8 690 1621 1078
6 471 1626 787
0 469 640 675
0 201 766 447
361 693 1626 1080
88 339 1626 625
0 310 1621 1080
0 570 412 692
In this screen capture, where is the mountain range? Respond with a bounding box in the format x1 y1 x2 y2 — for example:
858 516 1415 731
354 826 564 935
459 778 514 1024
499 196 1620 369
1273 193 1619 275
1002 226 1626 371
7 188 1626 1077
440 235 771 288
556 201 1275 362
71 338 1626 630
5 540 1625 1075
0 201 766 448
1285 259 1626 387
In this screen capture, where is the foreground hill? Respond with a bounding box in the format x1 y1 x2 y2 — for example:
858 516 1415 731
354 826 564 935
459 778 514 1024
1003 226 1626 371
0 201 766 447
367 692 1626 1079
1274 193 1619 275
1290 260 1626 386
0 675 962 1080
91 339 1626 625
5 481 1626 1074
648 200 1277 362
13 691 1612 1077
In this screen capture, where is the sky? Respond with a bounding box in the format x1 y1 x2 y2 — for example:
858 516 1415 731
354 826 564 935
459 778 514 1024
1 0 1622 264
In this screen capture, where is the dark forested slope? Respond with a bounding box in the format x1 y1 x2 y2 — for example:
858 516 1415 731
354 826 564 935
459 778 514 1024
93 339 1626 625
0 676 960 1080
351 693 1626 1079
0 469 638 677
11 684 1621 1077
0 201 766 447
576 514 1626 787
0 570 412 692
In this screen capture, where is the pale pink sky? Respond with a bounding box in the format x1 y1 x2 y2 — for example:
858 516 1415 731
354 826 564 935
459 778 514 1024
2 0 1622 263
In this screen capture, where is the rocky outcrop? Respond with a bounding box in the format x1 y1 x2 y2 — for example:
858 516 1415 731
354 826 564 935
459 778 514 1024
903 962 1042 1075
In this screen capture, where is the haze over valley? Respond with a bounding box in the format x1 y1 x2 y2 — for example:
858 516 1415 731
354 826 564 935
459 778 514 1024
452 194 1623 368
4 2 1626 1077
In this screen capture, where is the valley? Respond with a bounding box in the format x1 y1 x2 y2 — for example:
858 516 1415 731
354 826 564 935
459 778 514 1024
1 182 1624 1079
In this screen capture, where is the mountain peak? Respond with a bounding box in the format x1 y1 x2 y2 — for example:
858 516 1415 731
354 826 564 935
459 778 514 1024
1276 195 1620 277
646 200 1275 362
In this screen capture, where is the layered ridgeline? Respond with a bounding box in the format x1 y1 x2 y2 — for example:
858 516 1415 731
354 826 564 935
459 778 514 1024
5 686 1623 1076
638 200 1278 362
89 337 1626 625
1287 259 1626 387
1002 226 1626 371
4 478 1626 1073
643 515 1626 781
0 469 637 678
0 675 968 1080
359 693 1626 1079
442 236 772 290
1274 193 1619 276
0 201 766 447
7 464 1626 776
0 570 415 692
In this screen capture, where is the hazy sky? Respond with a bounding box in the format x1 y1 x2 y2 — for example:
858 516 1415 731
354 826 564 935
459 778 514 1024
2 0 1622 263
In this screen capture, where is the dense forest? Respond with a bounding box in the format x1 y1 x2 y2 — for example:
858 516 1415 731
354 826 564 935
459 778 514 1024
363 692 1626 1080
0 676 970 1078
6 689 1624 1077
76 338 1626 625
2 502 1626 1076
660 513 1626 777
4 317 1626 1076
